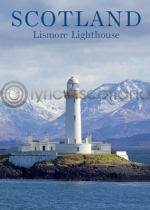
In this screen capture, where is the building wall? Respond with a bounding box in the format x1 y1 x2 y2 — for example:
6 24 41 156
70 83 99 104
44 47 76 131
18 143 31 152
91 142 111 154
74 98 82 144
65 99 74 144
18 142 56 152
55 143 91 154
0 147 18 156
116 151 129 160
18 141 111 155
30 142 56 151
9 151 57 168
65 98 82 144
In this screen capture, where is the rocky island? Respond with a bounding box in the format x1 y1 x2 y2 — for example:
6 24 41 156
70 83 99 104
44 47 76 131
0 154 150 181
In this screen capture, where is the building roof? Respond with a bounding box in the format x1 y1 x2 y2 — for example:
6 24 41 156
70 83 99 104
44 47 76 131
32 140 40 142
67 76 79 84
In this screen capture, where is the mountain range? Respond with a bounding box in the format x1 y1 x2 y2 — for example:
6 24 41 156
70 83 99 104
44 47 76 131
1 79 150 146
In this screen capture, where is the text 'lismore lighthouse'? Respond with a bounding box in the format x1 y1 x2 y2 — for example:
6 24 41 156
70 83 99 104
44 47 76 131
65 76 82 144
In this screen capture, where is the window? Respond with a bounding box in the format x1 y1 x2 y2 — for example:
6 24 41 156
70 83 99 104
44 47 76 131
77 147 79 152
51 146 53 151
43 146 46 151
73 84 79 88
67 84 72 89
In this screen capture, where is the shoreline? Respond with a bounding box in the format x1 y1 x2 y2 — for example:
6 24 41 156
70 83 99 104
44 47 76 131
1 154 150 182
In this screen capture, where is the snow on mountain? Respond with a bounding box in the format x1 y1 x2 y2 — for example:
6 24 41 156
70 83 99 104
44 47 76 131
50 79 150 140
0 100 64 141
1 79 150 143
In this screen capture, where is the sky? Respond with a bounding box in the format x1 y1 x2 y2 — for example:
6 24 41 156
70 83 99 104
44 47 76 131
0 0 150 107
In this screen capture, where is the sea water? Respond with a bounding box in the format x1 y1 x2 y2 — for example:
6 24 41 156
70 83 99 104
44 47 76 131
0 146 150 210
0 180 150 210
112 146 150 165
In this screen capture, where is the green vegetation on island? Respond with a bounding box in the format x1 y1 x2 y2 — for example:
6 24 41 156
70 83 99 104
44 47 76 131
37 154 143 167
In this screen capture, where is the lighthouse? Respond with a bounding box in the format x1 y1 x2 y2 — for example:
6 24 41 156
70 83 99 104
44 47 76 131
65 76 82 144
10 76 112 167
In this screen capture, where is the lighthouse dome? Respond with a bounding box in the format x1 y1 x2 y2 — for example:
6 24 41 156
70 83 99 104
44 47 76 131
67 77 79 91
67 76 79 84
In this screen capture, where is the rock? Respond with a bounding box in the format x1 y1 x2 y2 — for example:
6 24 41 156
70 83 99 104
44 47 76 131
0 158 150 181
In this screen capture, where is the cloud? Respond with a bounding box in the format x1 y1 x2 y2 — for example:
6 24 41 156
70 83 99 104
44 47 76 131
0 0 150 108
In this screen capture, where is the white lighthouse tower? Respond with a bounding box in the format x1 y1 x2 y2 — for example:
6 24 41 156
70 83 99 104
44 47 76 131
65 76 82 144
